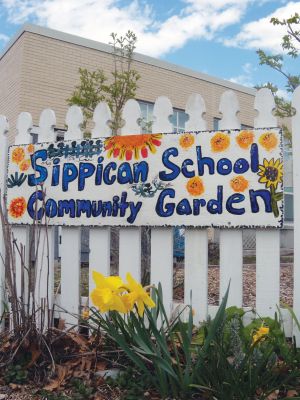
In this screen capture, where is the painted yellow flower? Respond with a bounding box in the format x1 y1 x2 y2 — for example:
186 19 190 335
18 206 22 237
27 144 35 154
123 273 155 317
186 176 205 196
259 131 278 151
230 176 249 192
8 197 27 218
236 130 254 149
258 158 283 190
19 159 31 172
179 133 195 149
12 147 25 164
252 325 269 345
211 132 230 152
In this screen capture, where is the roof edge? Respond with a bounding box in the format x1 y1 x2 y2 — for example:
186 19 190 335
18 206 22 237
1 23 256 96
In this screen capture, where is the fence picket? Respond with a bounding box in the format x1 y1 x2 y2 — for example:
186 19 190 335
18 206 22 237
60 106 83 326
184 94 208 323
254 88 280 317
34 109 56 327
89 102 112 299
0 116 8 323
292 87 300 340
13 113 33 301
119 99 142 282
219 91 243 307
151 96 174 317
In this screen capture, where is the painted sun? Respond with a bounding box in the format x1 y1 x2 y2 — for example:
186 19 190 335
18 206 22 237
104 134 162 160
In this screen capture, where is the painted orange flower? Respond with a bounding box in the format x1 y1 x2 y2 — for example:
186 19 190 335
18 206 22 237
27 144 35 154
105 133 162 160
211 132 230 152
9 197 27 218
230 176 249 192
186 176 205 196
12 147 25 164
19 159 31 172
259 132 278 151
179 133 195 149
236 130 254 149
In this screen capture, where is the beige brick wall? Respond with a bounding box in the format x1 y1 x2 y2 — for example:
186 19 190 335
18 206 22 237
1 31 256 138
0 35 24 142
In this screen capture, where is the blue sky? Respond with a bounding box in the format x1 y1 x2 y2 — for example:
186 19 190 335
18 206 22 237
0 0 299 97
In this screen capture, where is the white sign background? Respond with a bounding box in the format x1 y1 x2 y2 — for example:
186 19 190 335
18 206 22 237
6 129 283 228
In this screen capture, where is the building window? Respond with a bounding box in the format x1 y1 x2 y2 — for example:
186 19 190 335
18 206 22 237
138 100 154 133
170 109 187 133
137 100 187 133
213 117 221 130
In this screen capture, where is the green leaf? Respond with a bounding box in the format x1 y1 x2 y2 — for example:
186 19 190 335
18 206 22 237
273 192 283 201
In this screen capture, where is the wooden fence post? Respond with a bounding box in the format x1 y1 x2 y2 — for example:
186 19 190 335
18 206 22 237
13 113 32 303
119 99 142 282
89 102 112 299
0 116 8 325
34 109 56 328
151 96 174 318
255 88 280 317
184 94 208 323
292 86 300 341
218 91 243 308
60 106 83 327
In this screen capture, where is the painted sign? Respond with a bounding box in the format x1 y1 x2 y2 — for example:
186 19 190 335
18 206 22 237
6 129 283 227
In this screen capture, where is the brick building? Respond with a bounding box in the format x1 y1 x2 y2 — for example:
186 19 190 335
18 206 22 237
0 24 256 143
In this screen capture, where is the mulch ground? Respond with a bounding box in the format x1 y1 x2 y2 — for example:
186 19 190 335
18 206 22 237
173 264 293 307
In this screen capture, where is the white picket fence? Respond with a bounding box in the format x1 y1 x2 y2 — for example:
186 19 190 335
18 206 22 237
1 87 300 339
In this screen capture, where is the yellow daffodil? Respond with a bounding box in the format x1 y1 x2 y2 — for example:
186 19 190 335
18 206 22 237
91 287 127 313
252 324 269 345
91 271 127 313
92 271 124 292
124 273 156 317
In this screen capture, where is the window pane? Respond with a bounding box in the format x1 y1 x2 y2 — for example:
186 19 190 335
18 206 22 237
169 113 177 127
213 117 220 130
178 110 186 129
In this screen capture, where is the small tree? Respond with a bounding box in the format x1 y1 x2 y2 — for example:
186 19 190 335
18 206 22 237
256 13 300 145
68 30 140 135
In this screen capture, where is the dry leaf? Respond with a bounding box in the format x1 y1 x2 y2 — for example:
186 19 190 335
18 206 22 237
267 389 279 399
26 345 41 368
80 357 92 371
96 361 107 371
43 365 69 391
286 389 299 398
43 380 60 392
69 333 88 349
57 318 66 330
94 395 105 400
9 383 19 390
